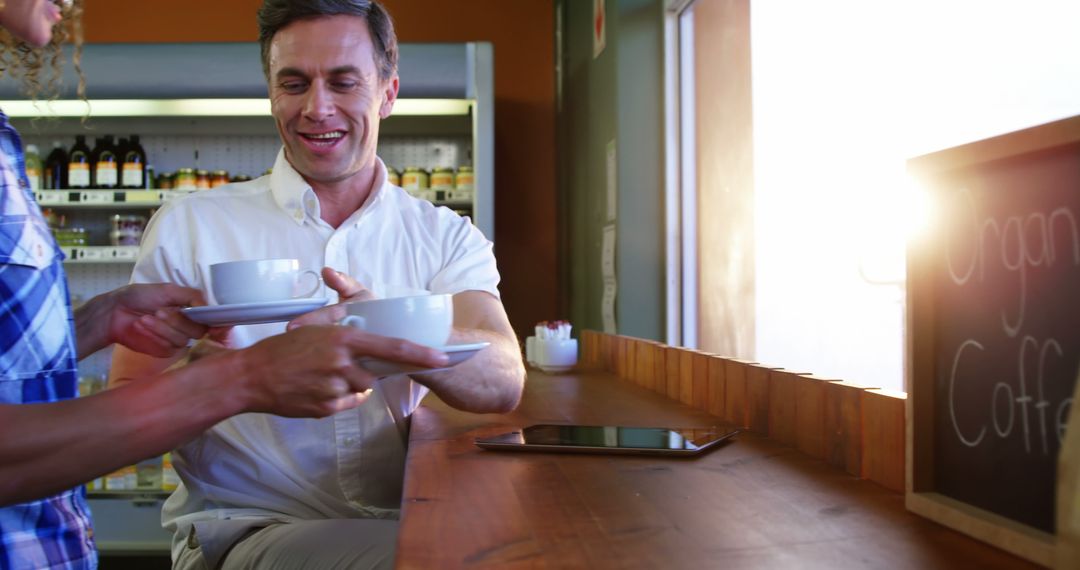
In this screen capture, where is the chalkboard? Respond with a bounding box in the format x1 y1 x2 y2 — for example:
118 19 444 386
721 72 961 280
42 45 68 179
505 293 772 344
907 115 1080 566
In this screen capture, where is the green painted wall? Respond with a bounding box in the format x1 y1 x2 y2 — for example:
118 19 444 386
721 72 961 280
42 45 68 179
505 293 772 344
558 0 666 341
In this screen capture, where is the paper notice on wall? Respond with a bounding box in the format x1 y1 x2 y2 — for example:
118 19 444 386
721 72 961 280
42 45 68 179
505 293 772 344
601 224 616 333
606 140 617 222
601 223 616 279
601 280 617 334
593 0 606 59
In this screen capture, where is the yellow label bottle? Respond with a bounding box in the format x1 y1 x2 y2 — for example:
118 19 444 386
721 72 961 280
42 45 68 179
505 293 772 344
162 453 179 491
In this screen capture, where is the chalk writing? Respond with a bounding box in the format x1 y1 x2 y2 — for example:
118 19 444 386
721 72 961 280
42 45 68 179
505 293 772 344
945 186 1079 337
949 334 1074 455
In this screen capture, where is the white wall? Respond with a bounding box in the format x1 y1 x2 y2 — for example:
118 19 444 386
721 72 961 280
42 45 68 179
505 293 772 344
751 0 1080 390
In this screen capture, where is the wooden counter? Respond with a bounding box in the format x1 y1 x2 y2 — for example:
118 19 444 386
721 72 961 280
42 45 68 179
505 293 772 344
396 371 1034 569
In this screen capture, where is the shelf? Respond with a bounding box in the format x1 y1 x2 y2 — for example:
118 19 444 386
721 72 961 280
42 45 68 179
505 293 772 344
6 41 492 239
412 188 474 206
93 540 172 555
40 189 471 210
35 189 191 208
1 98 472 118
85 496 173 554
61 245 139 263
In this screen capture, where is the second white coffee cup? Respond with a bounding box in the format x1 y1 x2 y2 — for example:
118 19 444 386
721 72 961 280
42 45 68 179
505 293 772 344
210 258 321 305
340 293 453 348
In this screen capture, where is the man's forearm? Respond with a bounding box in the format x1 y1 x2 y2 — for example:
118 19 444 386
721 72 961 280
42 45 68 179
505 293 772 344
414 327 525 413
0 351 247 506
72 291 115 360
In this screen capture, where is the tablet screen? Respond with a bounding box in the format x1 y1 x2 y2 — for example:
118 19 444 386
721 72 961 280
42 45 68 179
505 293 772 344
475 424 739 456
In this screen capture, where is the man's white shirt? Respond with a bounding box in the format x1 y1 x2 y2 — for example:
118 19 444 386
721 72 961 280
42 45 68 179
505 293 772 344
129 149 499 564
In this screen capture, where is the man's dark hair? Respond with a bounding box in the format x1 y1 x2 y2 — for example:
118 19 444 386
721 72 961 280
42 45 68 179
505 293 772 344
257 0 399 82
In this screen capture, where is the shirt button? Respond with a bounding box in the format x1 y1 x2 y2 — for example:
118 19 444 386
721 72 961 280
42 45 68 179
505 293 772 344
344 436 358 446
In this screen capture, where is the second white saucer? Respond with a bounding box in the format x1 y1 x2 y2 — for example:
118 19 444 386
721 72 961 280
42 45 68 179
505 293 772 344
359 342 491 377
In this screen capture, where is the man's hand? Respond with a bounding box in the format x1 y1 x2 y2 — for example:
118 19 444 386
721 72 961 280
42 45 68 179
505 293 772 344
287 267 376 329
233 325 449 417
81 284 209 359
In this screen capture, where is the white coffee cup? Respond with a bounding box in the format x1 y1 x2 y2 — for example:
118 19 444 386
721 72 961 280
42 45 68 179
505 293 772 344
340 294 453 348
210 258 321 305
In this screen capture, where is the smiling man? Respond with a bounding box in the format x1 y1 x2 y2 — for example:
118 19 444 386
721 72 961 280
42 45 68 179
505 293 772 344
266 10 396 227
108 1 525 569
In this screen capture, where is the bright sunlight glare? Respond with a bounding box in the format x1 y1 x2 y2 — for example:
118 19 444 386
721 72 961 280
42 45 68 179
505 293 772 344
750 0 1080 391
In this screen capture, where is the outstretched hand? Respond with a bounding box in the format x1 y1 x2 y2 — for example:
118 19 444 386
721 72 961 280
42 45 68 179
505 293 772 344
287 267 376 329
235 324 449 417
105 283 209 357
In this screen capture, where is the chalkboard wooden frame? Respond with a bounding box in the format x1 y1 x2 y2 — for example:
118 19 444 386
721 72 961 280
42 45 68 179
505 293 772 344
906 115 1080 567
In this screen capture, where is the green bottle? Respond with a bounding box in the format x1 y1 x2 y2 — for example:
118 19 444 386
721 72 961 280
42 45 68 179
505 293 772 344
24 144 43 191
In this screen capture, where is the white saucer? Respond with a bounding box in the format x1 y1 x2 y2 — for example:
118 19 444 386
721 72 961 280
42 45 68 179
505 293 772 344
359 342 490 377
181 298 330 327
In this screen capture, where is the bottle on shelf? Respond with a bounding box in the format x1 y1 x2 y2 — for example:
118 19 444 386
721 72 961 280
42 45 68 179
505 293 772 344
91 135 119 189
121 134 147 189
455 165 475 191
67 135 91 189
115 137 129 186
115 137 130 187
135 456 163 490
162 453 179 491
104 465 136 491
40 207 58 228
174 168 196 191
44 140 68 190
24 143 42 191
115 136 129 167
402 166 429 198
210 170 229 188
430 166 454 191
89 137 102 164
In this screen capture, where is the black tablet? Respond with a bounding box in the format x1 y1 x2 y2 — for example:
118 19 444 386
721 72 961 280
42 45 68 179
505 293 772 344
474 424 739 456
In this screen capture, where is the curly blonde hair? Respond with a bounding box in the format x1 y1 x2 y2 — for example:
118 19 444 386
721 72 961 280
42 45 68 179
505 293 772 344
0 0 85 102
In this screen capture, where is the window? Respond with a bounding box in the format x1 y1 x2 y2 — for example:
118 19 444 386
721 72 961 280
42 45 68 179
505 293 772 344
669 0 1080 391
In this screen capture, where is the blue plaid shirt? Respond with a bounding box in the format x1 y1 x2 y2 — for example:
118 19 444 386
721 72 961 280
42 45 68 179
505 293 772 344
0 111 97 569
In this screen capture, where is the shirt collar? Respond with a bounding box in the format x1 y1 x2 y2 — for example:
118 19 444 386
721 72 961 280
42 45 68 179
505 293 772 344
269 149 390 228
